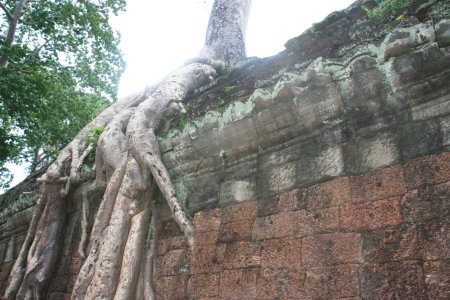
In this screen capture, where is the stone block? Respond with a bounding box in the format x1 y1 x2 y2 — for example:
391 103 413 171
252 211 299 240
193 209 222 232
404 152 450 189
257 269 306 299
157 236 189 255
424 260 450 299
401 182 450 223
277 188 308 212
302 233 362 267
307 176 351 210
302 265 360 299
156 249 190 277
253 208 339 240
417 219 450 261
223 241 261 269
436 19 450 47
363 224 421 263
219 179 256 205
219 269 259 300
222 201 258 223
360 261 426 300
190 244 226 274
400 119 442 160
260 237 302 269
350 165 406 203
188 273 220 299
340 197 403 231
343 131 401 175
195 230 219 246
219 219 253 242
156 275 188 300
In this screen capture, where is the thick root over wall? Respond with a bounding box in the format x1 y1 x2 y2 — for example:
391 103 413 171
3 0 251 298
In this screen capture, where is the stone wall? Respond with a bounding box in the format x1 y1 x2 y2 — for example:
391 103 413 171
154 152 450 299
1 0 450 298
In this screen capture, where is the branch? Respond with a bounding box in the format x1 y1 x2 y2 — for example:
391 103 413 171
0 1 14 21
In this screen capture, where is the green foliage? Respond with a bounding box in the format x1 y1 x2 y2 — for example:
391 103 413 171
0 0 125 188
363 0 414 18
222 85 236 93
85 126 104 146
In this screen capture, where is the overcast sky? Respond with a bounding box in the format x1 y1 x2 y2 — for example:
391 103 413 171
111 0 355 97
4 0 355 191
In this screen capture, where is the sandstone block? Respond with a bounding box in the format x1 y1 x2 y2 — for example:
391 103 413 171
257 269 306 299
307 176 351 210
360 261 426 300
302 265 360 299
340 197 403 231
193 209 222 232
219 269 259 300
350 165 406 203
404 152 450 189
302 233 362 267
188 273 220 299
156 275 188 300
260 237 302 269
223 241 261 269
424 259 450 299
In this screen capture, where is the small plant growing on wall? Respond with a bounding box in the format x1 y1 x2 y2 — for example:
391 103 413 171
363 0 414 18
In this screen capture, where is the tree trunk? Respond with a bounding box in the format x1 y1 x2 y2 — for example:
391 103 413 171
0 0 29 69
3 0 251 298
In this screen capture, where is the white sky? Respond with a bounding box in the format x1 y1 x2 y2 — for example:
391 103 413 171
4 0 355 192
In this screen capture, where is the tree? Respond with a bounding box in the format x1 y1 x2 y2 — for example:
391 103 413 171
3 0 251 298
0 0 125 189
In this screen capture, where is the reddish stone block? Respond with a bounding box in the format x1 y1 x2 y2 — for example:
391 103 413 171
156 249 190 277
223 241 261 269
302 265 360 299
219 219 253 242
302 233 362 267
253 208 340 240
424 260 450 299
418 219 450 260
257 269 306 299
156 275 188 300
252 211 299 240
219 269 259 300
157 236 189 255
401 182 450 223
360 261 426 299
363 224 421 263
190 244 226 274
404 152 450 189
307 177 351 210
188 273 220 299
222 201 258 223
193 209 222 232
277 188 307 212
350 165 406 203
195 230 219 246
261 237 302 269
340 197 403 231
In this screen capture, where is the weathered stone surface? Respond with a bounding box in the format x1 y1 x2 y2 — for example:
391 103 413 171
260 237 302 269
302 233 362 267
360 261 426 300
218 269 259 300
340 197 403 231
424 259 450 299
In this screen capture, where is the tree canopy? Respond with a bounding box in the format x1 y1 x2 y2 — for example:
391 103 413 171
0 0 126 189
